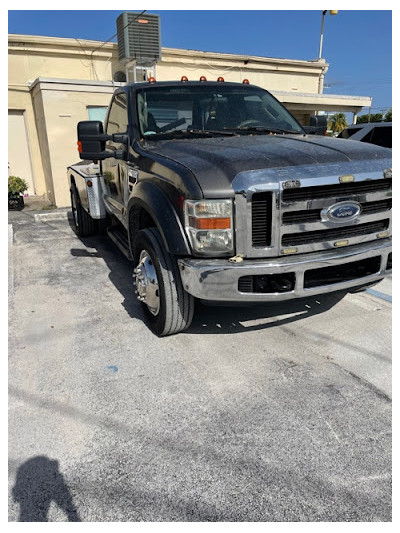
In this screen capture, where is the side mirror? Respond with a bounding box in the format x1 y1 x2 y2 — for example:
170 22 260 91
306 115 328 136
77 121 128 160
77 121 108 160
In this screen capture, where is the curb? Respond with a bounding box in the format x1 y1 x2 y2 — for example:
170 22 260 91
8 224 13 246
33 210 72 222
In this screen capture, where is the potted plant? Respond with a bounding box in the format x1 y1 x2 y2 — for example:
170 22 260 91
8 176 28 210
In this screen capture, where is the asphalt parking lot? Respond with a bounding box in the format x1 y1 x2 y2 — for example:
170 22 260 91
8 210 392 522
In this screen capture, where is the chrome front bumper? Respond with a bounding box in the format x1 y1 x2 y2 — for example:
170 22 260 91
178 239 392 302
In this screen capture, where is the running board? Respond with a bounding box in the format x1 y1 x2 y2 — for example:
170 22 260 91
107 227 133 261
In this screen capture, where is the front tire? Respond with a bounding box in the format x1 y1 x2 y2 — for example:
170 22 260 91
70 185 97 237
134 228 194 336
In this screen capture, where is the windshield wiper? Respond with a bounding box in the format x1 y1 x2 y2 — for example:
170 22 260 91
229 126 303 135
188 128 237 136
145 129 237 138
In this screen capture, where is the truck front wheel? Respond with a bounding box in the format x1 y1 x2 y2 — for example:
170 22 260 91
133 228 194 336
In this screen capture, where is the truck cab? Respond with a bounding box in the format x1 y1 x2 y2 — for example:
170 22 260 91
68 79 392 336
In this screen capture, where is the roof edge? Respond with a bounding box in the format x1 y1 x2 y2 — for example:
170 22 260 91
8 33 328 67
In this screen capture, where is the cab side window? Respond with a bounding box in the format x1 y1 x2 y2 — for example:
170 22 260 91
106 93 129 135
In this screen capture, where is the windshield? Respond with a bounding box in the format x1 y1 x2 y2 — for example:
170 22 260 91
136 84 304 137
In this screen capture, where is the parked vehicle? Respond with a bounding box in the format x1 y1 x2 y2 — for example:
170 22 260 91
68 79 392 336
337 122 392 148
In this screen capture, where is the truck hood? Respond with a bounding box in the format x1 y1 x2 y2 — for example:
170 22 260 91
145 134 391 197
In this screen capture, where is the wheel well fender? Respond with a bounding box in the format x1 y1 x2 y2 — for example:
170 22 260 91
128 181 191 256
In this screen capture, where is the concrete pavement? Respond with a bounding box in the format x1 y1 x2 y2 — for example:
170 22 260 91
8 210 392 521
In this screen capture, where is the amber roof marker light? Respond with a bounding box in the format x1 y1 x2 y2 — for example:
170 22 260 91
217 77 225 82
200 76 207 82
148 77 156 83
242 79 250 84
181 76 188 82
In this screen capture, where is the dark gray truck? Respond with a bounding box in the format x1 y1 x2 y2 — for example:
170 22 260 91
68 80 392 336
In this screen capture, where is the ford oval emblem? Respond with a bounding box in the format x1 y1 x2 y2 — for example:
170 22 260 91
322 201 361 223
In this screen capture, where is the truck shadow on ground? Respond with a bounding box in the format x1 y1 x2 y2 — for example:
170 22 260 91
12 455 80 522
189 292 345 334
70 232 346 336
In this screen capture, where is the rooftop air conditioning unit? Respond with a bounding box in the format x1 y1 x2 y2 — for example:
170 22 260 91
116 12 161 67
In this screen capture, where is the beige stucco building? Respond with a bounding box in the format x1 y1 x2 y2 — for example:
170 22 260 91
8 34 372 207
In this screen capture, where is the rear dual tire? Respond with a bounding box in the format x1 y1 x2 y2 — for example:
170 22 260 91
70 185 97 237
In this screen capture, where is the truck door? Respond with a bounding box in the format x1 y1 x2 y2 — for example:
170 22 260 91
102 92 129 219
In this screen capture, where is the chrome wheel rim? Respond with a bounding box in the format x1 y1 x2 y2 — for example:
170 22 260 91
134 250 160 316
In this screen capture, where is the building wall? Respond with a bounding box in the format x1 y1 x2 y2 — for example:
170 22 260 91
156 48 323 94
8 86 46 196
8 35 120 83
30 79 117 207
8 110 35 194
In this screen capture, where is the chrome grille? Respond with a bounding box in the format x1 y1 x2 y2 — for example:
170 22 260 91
251 192 272 247
282 199 392 225
279 176 392 254
233 159 392 259
282 219 389 247
281 178 392 202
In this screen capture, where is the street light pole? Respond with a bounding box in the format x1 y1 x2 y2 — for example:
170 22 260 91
318 10 338 60
317 10 338 95
318 10 327 60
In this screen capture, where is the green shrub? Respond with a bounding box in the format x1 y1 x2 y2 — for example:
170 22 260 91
8 176 28 195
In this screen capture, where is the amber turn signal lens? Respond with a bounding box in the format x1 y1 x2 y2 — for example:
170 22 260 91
189 217 231 230
77 141 82 153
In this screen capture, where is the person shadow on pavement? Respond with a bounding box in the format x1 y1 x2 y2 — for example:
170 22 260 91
12 456 81 522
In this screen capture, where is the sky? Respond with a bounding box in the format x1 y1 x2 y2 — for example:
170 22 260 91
8 7 392 115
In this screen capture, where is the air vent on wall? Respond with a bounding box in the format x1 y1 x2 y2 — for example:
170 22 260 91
116 12 161 66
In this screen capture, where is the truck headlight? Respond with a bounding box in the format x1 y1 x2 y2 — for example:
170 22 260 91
184 199 234 255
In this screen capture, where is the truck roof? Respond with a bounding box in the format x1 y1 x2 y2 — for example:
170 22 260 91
126 80 258 90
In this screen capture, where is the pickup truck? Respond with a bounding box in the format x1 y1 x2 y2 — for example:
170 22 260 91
68 79 392 336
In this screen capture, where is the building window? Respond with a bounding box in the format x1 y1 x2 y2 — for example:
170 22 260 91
87 106 108 123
